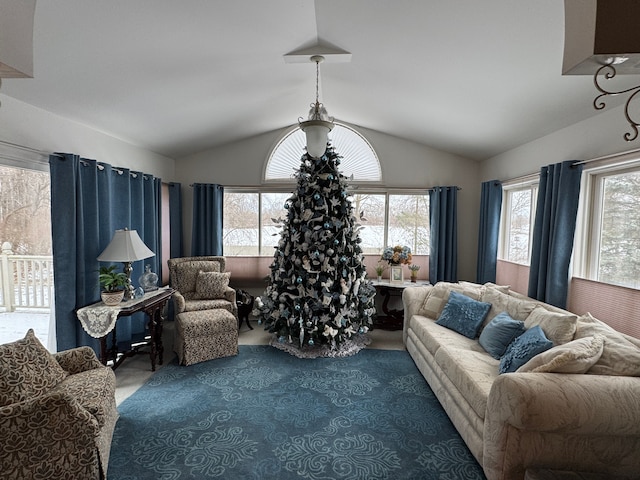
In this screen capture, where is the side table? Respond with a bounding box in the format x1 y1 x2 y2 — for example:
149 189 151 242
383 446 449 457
371 280 430 330
77 287 174 371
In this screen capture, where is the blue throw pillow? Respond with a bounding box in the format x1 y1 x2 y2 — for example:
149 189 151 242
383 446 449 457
435 291 491 339
499 325 553 374
479 312 526 359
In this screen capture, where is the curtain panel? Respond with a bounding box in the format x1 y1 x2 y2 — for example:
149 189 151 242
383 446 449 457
168 182 183 259
528 160 583 309
476 180 503 284
49 154 160 352
429 186 458 283
191 183 224 256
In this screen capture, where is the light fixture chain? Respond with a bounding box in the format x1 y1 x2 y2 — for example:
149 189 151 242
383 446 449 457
315 58 320 105
593 63 640 141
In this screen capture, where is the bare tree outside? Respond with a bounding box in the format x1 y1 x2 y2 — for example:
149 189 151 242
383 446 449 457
598 171 640 288
505 188 534 264
0 165 51 255
388 194 429 255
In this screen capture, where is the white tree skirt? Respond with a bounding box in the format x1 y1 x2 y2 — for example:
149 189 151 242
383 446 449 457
269 333 371 358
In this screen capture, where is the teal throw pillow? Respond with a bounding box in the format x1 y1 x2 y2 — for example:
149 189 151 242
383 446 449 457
435 290 491 339
479 312 526 359
499 325 553 374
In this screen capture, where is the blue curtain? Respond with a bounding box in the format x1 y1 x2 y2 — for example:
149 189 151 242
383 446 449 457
191 183 224 256
49 154 160 352
168 182 183 259
429 186 458 283
528 161 583 308
476 180 503 284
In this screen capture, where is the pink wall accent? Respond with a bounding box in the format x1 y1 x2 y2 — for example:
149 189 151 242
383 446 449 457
496 260 530 296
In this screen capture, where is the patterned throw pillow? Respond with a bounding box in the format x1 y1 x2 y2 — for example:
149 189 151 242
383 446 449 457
174 261 221 293
419 281 484 319
499 326 553 374
524 305 578 346
0 329 68 406
517 334 605 373
193 271 230 299
479 312 526 359
435 291 492 339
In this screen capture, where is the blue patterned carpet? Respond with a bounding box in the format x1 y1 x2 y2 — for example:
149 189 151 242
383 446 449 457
108 345 486 479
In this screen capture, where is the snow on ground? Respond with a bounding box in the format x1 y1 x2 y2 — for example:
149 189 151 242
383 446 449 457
0 310 50 346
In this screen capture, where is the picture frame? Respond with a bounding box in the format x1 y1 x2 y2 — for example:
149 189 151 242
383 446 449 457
390 266 403 283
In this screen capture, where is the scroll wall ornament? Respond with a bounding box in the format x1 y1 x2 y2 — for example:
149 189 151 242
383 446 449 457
593 60 640 142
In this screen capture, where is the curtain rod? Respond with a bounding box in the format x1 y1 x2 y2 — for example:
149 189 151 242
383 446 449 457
0 139 64 158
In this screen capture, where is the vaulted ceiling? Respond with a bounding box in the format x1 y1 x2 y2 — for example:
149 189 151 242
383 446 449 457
0 1 623 161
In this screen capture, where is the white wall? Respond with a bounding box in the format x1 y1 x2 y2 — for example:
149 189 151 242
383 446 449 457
480 103 635 181
176 123 481 281
0 94 175 179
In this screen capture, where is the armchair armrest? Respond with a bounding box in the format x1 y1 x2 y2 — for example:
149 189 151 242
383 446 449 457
224 287 238 317
172 290 186 314
484 372 640 480
402 285 432 345
1 391 100 472
54 346 103 374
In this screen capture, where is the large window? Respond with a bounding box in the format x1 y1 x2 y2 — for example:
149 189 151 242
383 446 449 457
223 191 429 256
587 166 640 288
499 182 538 265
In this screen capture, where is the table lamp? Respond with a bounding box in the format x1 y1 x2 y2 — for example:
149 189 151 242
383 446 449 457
97 228 155 300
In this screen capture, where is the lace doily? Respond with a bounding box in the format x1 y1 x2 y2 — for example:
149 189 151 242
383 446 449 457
76 306 120 338
270 333 371 358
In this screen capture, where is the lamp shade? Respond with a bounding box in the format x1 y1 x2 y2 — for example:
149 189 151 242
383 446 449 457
97 229 155 262
301 120 333 158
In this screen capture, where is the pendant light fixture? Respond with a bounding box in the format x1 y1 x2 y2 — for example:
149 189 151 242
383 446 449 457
299 55 334 158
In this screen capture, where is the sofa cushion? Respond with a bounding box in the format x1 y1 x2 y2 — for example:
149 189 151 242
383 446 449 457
419 281 484 319
574 312 640 376
409 315 478 358
173 260 221 293
436 291 491 339
479 312 526 359
482 287 538 324
517 334 605 374
193 271 230 299
435 344 499 420
524 305 578 346
0 329 68 407
499 325 553 374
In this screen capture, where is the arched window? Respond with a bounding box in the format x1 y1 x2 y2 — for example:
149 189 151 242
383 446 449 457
265 123 382 182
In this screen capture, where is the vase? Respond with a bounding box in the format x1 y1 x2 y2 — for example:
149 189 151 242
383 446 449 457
139 264 158 292
377 275 382 282
410 275 417 283
101 290 124 306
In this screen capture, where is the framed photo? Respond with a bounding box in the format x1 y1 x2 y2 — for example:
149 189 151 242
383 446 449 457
390 266 403 283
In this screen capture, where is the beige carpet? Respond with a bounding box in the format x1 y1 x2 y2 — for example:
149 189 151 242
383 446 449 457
115 319 404 405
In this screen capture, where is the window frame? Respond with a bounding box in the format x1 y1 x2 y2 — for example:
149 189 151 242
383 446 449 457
498 176 539 265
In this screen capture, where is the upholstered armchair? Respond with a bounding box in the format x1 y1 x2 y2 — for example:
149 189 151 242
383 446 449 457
167 256 238 320
0 329 118 480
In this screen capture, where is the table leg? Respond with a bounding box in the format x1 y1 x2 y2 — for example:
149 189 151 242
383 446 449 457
99 336 108 365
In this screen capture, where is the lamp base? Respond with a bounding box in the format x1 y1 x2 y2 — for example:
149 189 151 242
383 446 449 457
123 261 136 300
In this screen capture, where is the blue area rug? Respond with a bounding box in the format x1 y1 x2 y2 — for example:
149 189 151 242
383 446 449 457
109 345 486 479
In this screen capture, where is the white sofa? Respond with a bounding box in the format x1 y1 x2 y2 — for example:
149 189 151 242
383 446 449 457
402 281 640 480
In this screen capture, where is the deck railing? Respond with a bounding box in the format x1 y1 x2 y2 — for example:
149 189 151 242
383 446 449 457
0 244 53 311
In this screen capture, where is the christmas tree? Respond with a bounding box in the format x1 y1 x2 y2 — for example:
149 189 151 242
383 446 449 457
255 145 376 350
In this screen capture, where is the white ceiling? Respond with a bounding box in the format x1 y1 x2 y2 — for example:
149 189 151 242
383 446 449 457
0 0 626 161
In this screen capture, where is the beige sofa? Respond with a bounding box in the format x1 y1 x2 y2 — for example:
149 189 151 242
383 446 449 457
0 329 118 480
402 281 640 480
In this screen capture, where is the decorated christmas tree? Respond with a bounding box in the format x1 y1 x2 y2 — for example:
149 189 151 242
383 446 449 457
254 145 376 351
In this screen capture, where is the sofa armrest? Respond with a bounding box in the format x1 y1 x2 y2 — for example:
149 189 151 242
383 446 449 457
172 291 186 314
484 372 640 480
1 391 100 472
402 285 432 345
54 346 103 374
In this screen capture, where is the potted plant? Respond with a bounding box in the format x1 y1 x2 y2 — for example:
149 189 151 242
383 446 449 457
408 264 420 283
374 261 386 281
99 265 127 305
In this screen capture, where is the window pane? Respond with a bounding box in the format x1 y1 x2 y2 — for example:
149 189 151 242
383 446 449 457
351 193 386 254
260 193 290 256
388 194 430 255
506 189 532 264
598 171 640 288
223 193 259 255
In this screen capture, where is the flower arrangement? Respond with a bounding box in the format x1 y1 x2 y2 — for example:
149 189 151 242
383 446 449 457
381 245 412 265
408 264 420 273
374 261 386 277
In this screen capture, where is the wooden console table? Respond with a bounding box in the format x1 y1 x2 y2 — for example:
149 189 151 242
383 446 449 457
371 280 429 330
77 287 174 371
